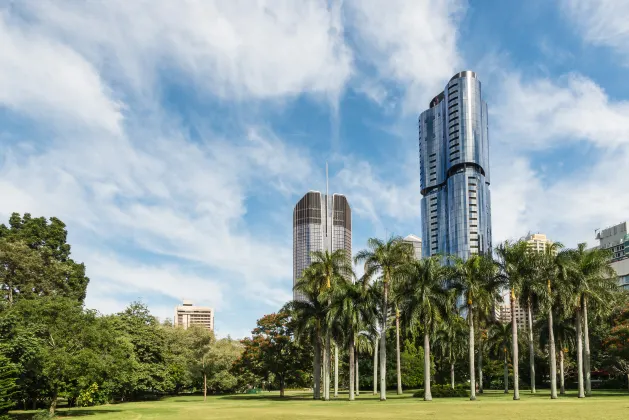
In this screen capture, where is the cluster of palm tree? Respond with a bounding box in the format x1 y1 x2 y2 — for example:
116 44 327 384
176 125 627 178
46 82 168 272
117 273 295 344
289 235 622 402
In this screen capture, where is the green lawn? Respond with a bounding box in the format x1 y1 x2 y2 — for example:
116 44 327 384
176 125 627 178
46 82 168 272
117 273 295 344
10 389 629 419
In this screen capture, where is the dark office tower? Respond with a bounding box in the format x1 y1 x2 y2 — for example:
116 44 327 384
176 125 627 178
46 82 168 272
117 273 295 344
419 71 492 260
293 192 351 301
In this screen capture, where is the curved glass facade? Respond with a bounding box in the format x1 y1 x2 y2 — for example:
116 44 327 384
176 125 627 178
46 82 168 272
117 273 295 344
419 71 492 259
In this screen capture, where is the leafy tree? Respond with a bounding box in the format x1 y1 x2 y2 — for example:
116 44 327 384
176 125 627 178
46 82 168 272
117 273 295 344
0 213 89 302
355 237 411 400
236 311 310 397
203 338 241 394
603 304 629 390
112 302 169 398
0 354 18 414
399 339 429 389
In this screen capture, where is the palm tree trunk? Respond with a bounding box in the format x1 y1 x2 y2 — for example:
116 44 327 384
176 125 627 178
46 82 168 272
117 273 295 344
356 353 360 396
396 308 402 395
527 301 535 394
510 289 520 400
468 304 476 401
548 308 557 399
504 349 509 393
373 337 378 395
450 362 455 389
478 330 484 394
324 333 331 400
424 332 432 401
334 345 339 398
314 337 321 399
349 339 355 401
380 282 388 401
559 343 565 396
583 296 592 396
576 309 585 398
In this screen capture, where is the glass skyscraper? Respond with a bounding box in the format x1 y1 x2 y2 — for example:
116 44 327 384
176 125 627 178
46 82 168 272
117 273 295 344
293 191 351 301
419 70 492 260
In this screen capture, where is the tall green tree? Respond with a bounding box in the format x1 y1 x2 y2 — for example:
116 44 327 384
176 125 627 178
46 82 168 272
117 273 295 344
450 254 502 400
235 311 310 397
396 256 449 401
0 213 89 302
355 237 411 400
0 354 18 415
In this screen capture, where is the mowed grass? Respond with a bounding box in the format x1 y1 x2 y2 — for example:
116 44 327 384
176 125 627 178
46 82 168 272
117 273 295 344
10 389 629 419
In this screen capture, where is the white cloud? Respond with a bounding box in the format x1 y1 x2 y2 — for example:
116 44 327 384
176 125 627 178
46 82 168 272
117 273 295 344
561 0 629 62
489 70 629 248
11 0 353 101
0 14 122 133
346 0 465 112
491 72 629 149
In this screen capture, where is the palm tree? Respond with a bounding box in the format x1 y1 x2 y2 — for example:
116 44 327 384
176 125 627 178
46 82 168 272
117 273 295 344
496 240 531 401
537 313 576 396
433 312 467 389
355 237 412 401
396 256 449 401
531 241 568 399
291 266 327 399
355 331 375 396
449 253 503 401
327 275 378 401
560 243 616 397
569 244 615 396
487 321 512 393
309 249 353 401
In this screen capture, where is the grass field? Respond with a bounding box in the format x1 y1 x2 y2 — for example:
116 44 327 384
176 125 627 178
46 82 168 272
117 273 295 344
10 389 629 419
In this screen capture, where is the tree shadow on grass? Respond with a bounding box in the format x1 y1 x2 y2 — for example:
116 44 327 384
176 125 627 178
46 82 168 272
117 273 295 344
218 394 314 402
10 410 120 419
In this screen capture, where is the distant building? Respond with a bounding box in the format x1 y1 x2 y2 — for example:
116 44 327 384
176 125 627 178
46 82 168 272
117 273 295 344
174 300 214 331
293 191 351 301
525 233 553 253
595 222 629 291
497 292 528 331
403 234 422 260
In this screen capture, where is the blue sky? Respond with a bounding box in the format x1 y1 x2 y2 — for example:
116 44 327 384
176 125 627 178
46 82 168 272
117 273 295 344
1 0 629 338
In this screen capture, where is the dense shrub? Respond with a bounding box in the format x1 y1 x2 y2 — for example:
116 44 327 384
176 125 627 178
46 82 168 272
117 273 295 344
413 384 468 398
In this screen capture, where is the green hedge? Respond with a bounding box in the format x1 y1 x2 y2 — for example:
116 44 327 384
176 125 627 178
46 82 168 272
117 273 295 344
413 384 469 398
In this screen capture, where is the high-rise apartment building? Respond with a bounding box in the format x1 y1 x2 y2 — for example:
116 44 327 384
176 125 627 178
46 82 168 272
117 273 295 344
419 71 492 260
526 233 553 253
595 222 629 291
174 300 214 331
403 234 422 260
293 191 351 301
